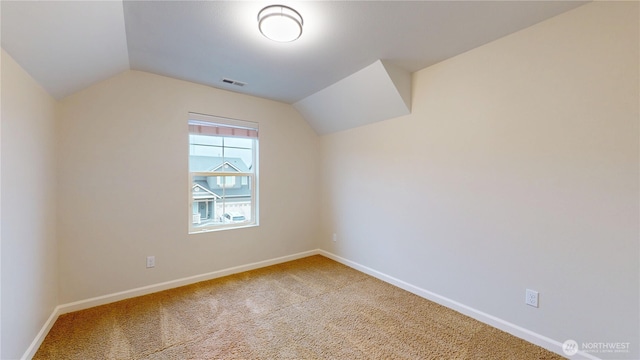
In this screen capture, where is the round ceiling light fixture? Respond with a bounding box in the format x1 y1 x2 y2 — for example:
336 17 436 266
257 5 303 43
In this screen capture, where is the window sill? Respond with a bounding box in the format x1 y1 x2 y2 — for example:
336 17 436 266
189 222 258 235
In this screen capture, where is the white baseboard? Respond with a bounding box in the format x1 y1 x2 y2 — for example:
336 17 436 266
22 249 320 359
318 250 601 360
23 248 600 360
21 306 60 360
56 249 320 315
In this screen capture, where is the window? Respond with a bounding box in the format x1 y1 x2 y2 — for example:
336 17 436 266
188 113 258 233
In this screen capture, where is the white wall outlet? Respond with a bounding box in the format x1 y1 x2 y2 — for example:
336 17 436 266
332 233 337 242
146 256 155 268
525 289 539 307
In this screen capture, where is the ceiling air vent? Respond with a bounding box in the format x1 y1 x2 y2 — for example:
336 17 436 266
222 78 247 87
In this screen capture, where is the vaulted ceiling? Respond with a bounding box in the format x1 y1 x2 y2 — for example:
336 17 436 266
1 1 587 132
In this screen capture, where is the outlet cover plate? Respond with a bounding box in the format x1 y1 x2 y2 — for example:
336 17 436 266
526 289 539 307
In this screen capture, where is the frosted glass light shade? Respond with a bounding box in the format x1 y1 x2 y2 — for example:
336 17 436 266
258 5 303 43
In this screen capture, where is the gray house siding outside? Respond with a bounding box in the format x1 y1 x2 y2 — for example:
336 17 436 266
190 156 252 224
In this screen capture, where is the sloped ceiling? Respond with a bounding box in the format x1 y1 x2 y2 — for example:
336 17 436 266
1 1 587 134
295 60 412 134
1 1 129 100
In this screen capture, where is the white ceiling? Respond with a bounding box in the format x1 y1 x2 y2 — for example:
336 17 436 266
2 1 586 103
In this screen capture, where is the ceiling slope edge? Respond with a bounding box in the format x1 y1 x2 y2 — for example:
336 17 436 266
293 60 411 135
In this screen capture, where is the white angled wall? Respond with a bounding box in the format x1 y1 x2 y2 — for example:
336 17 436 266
1 49 59 359
294 60 411 135
320 2 639 359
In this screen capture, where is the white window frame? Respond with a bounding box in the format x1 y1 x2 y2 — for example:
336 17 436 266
188 112 258 233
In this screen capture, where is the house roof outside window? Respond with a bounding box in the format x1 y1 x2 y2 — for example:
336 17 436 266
189 156 251 173
190 157 252 202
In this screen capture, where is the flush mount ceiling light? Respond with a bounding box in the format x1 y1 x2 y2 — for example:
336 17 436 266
258 5 303 43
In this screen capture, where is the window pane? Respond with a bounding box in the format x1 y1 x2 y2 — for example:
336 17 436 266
189 135 223 157
189 114 257 233
190 153 224 172
220 175 253 222
223 137 253 149
223 146 253 169
191 175 253 229
191 176 221 228
189 135 255 172
190 145 222 158
190 134 222 146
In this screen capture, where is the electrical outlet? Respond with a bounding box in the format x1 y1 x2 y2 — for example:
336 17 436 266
146 256 155 268
525 289 539 308
332 233 337 242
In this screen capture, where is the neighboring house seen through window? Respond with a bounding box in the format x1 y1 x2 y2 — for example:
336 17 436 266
188 113 258 233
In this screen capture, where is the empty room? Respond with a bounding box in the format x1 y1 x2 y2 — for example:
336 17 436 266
1 1 638 359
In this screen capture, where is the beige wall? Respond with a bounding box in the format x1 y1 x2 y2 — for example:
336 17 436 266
1 49 59 359
320 2 638 358
57 70 320 303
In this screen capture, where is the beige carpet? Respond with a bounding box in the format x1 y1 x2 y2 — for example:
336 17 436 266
35 255 564 359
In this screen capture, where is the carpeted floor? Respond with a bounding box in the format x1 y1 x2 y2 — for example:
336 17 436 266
35 255 565 359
